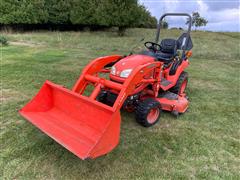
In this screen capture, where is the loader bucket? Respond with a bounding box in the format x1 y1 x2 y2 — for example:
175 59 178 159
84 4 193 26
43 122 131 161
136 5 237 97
19 81 121 159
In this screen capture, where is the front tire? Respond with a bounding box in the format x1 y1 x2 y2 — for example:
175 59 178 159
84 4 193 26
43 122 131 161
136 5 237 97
135 98 161 127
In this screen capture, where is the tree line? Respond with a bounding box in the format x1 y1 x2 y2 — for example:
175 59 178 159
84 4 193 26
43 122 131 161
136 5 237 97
0 0 157 34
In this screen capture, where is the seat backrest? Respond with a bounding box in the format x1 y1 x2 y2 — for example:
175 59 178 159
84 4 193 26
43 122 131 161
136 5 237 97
177 33 193 50
160 39 178 54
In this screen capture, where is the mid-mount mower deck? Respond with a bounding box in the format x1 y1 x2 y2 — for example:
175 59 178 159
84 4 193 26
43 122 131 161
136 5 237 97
20 13 193 159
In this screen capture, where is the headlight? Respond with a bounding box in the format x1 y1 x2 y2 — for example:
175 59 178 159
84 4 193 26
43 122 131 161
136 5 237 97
111 66 116 75
120 69 132 78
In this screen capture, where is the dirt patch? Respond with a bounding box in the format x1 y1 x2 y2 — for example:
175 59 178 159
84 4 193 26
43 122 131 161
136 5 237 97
1 88 28 103
10 41 43 47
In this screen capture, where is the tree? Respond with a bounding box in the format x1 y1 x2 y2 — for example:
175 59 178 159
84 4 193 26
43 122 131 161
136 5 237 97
195 16 208 30
46 0 72 24
160 19 168 29
70 0 99 26
136 5 157 29
104 0 142 36
0 0 48 24
187 12 208 30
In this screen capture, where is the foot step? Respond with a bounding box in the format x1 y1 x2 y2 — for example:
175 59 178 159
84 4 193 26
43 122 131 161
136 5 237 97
161 78 172 87
158 91 178 100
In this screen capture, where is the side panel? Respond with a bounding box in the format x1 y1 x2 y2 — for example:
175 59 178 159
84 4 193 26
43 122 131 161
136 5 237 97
163 60 189 88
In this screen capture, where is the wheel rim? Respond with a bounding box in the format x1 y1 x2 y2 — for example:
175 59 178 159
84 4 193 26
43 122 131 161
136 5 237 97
147 108 160 123
179 80 187 95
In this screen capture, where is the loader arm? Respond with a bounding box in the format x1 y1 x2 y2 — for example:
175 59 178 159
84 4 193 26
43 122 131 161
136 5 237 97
72 55 162 111
73 55 122 93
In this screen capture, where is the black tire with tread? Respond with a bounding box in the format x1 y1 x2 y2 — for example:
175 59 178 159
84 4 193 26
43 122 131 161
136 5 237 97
135 98 161 127
170 71 188 95
96 91 107 103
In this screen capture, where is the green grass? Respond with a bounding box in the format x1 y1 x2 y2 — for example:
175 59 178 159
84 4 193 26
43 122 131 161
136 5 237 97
1 29 240 179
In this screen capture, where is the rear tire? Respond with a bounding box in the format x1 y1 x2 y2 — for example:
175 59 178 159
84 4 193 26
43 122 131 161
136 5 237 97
135 98 161 127
170 71 188 95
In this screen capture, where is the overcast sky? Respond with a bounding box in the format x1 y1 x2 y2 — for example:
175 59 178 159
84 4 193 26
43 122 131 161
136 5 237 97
139 0 240 32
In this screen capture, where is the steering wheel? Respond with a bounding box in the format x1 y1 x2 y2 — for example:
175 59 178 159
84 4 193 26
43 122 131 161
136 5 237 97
144 42 161 52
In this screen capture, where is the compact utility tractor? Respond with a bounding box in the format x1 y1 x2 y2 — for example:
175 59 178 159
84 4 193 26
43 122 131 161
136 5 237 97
20 13 193 159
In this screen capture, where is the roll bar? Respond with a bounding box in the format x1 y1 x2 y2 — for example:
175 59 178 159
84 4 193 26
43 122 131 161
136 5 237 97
155 13 192 43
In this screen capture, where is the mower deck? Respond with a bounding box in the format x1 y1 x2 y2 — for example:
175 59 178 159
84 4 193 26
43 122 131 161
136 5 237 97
158 91 188 113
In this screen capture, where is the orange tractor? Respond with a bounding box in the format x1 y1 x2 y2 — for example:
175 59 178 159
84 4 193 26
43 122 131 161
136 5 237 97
20 13 193 159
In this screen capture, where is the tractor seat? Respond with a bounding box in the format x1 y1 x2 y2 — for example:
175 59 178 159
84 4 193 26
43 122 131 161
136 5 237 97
156 39 179 63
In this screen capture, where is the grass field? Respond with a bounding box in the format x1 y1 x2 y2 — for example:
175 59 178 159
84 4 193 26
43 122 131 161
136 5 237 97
1 29 240 179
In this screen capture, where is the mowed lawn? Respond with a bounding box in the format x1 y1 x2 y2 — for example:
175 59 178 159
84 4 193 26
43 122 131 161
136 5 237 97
1 29 240 179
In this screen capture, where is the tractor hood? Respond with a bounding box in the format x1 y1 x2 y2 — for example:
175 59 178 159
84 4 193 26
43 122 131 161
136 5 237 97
110 54 155 82
114 54 155 71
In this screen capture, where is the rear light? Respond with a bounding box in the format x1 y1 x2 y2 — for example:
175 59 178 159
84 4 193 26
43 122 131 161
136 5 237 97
185 50 192 58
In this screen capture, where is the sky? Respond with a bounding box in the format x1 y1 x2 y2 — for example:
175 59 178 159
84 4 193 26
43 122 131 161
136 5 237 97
139 0 240 32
